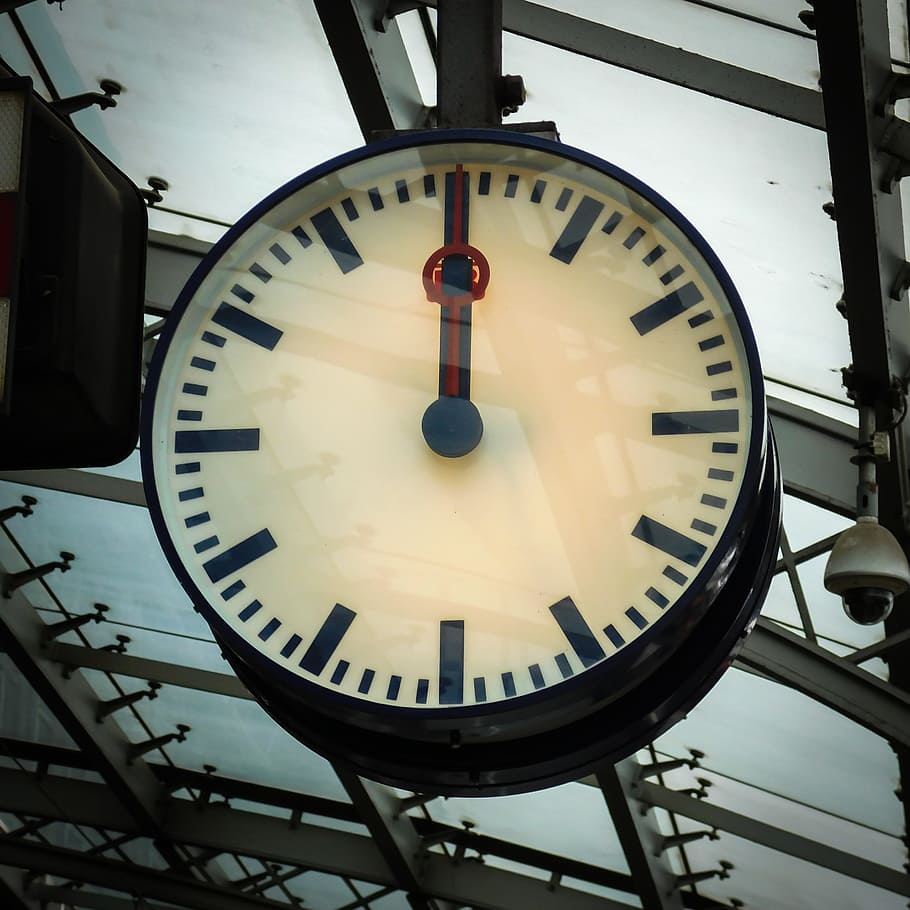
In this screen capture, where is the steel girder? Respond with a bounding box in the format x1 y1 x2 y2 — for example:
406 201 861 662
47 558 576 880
312 0 428 139
812 0 910 842
418 0 823 129
596 762 685 910
0 768 634 910
633 780 910 899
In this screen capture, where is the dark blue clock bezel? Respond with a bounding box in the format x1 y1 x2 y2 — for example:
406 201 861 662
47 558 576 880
142 128 774 755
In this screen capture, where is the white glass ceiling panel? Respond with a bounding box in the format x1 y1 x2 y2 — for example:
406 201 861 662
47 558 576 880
102 681 349 801
782 492 853 553
76 623 223 674
760 570 804 629
660 763 905 868
705 2 816 31
684 830 907 910
422 779 630 874
0 14 50 94
0 653 74 748
268 870 361 907
503 33 850 401
17 0 363 229
0 481 209 642
546 0 820 89
653 666 903 834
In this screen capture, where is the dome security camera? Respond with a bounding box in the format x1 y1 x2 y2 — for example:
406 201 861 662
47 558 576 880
823 517 910 624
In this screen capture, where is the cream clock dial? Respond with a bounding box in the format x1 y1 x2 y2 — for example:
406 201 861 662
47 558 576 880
143 130 780 793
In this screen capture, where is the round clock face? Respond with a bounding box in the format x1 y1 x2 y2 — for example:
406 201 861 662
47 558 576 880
143 130 779 792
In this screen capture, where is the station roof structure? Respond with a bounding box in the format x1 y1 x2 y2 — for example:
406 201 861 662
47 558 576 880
0 2 909 909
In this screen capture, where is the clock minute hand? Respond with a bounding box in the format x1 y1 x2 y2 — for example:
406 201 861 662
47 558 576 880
421 165 490 458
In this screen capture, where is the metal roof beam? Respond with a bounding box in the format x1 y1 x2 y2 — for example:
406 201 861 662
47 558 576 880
0 468 145 506
418 0 824 129
26 884 178 910
0 838 291 910
0 564 164 833
332 764 445 910
313 0 428 139
0 865 35 910
812 0 910 842
633 778 910 898
596 761 684 910
737 617 910 750
0 766 632 910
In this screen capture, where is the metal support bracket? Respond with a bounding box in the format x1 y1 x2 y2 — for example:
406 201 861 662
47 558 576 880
638 750 704 779
127 723 190 763
656 828 719 855
673 860 732 890
40 602 108 644
50 78 121 116
0 495 36 524
96 681 161 723
2 551 73 598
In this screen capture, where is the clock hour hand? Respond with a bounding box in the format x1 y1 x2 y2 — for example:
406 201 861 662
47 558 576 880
421 165 490 458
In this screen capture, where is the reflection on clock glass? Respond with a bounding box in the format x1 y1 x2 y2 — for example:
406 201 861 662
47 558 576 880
147 139 760 711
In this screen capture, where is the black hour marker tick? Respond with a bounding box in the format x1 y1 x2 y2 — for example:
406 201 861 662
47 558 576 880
202 528 278 583
550 195 606 264
550 596 606 668
439 619 465 705
212 302 283 350
630 281 704 335
632 516 707 568
311 207 364 273
299 603 356 676
651 409 739 435
175 428 260 453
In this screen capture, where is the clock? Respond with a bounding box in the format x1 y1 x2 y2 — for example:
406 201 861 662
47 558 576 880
142 129 781 794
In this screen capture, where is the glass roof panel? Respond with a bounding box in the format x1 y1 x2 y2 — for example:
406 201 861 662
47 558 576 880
503 33 850 401
0 481 208 642
782 493 853 553
659 763 905 867
0 653 74 748
545 0 820 88
653 666 903 834
0 13 51 94
17 0 363 230
103 680 349 801
760 569 804 630
684 830 907 910
422 779 630 874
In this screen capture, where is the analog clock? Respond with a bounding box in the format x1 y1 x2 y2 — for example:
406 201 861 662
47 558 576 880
142 130 780 794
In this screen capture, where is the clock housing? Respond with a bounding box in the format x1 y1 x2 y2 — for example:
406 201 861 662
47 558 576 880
142 129 781 793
